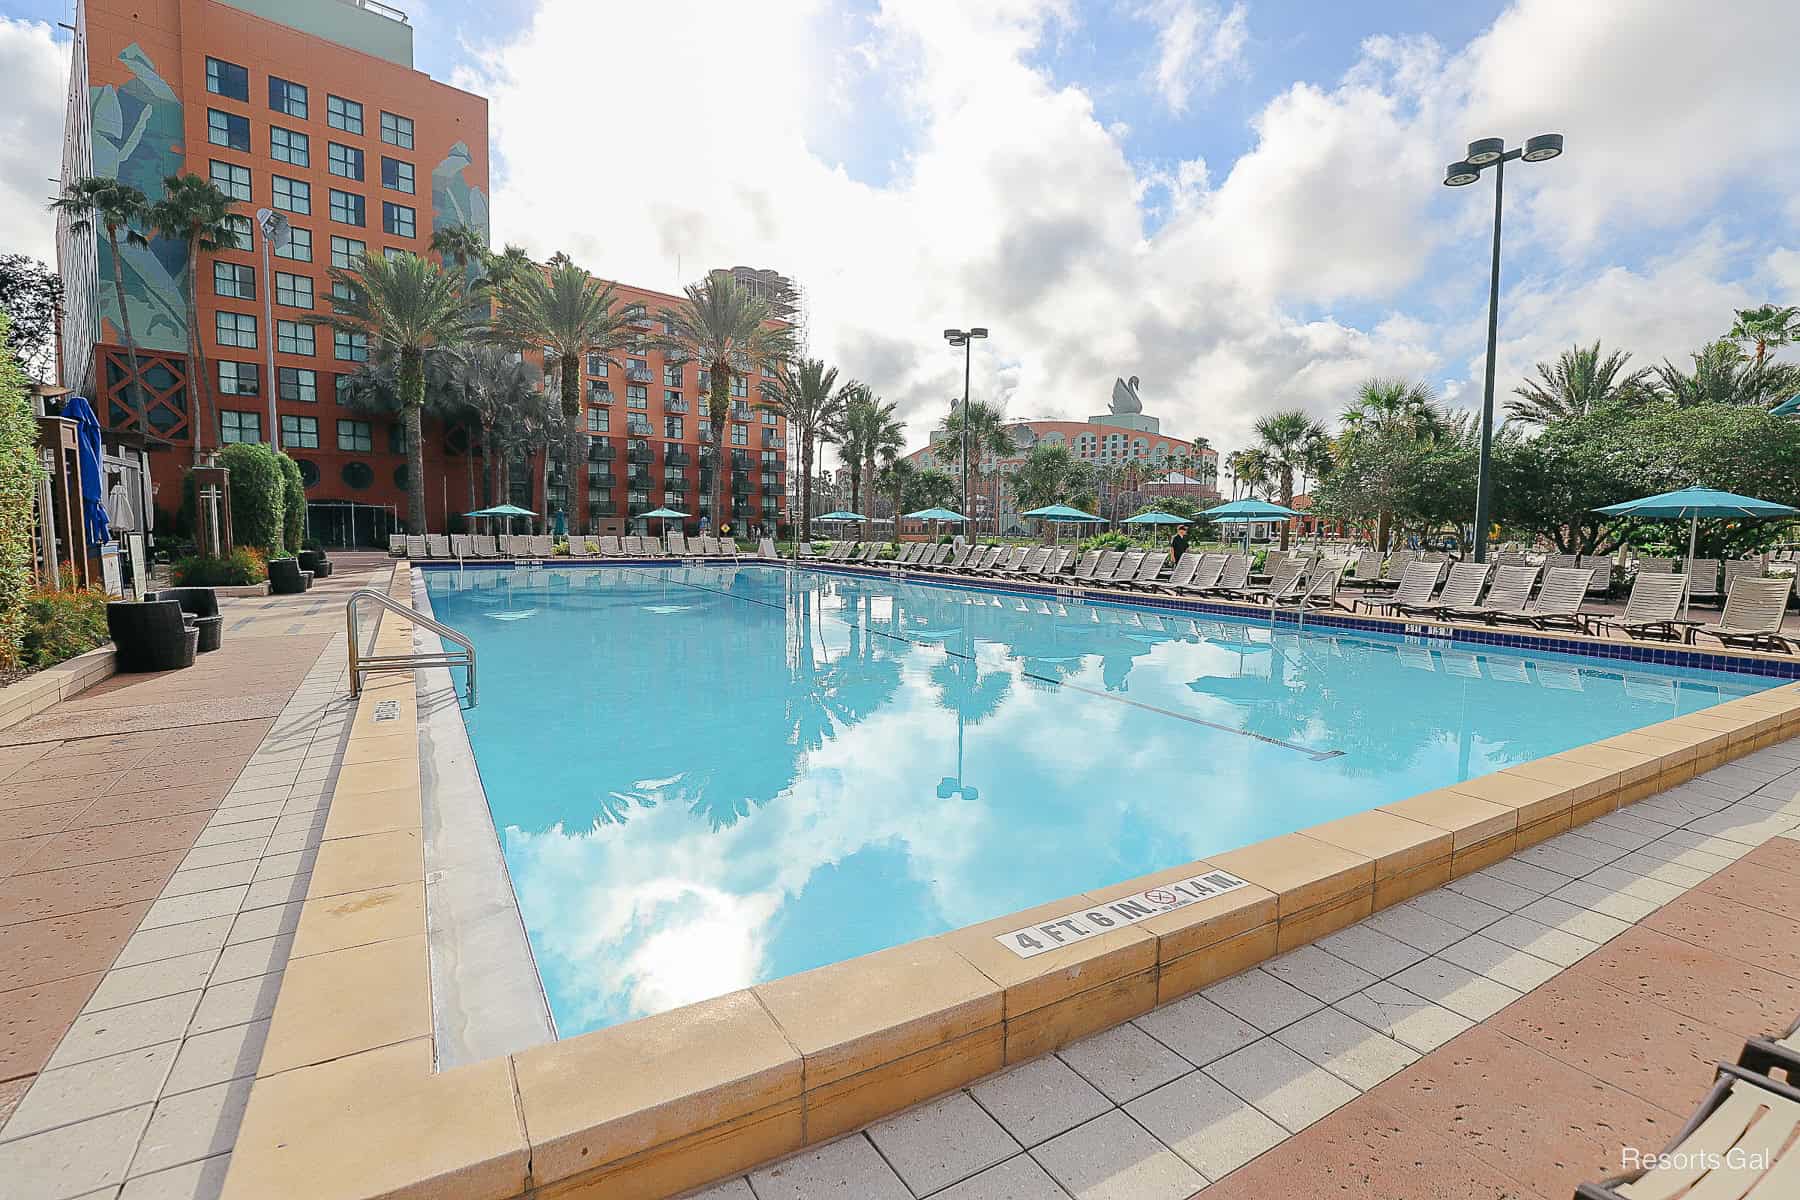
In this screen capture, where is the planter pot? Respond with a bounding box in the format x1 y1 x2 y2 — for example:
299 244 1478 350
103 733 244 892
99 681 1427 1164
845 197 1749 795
106 600 198 672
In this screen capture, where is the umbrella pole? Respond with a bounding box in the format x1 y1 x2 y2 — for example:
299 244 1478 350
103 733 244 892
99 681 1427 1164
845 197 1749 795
1684 513 1698 618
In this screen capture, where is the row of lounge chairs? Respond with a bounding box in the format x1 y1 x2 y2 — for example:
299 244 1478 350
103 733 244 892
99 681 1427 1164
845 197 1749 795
388 533 779 560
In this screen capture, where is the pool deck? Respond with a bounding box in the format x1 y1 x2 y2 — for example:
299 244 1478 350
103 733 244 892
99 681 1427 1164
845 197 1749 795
0 554 1797 1200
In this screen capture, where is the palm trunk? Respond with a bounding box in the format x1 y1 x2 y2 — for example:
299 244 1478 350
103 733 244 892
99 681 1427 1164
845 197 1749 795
399 346 427 533
480 418 494 506
464 428 477 517
798 429 813 542
709 359 730 534
1279 470 1294 550
1376 510 1392 553
106 225 149 435
561 350 583 534
184 242 213 466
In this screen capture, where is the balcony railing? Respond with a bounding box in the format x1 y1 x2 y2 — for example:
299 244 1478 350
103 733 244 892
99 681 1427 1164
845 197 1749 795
626 367 654 383
626 446 653 464
588 472 616 487
588 442 616 461
665 449 692 467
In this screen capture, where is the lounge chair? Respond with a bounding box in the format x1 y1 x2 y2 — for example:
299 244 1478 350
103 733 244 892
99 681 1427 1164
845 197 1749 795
1691 576 1793 652
1160 552 1224 596
969 546 1008 574
666 532 688 557
1544 553 1578 573
722 539 743 560
528 535 553 557
1290 565 1346 611
1194 554 1251 597
1152 553 1203 594
1351 550 1382 584
977 547 1029 577
619 535 640 555
1260 551 1288 580
1597 571 1691 642
1100 550 1148 586
925 545 972 574
1038 548 1076 578
758 537 779 560
472 535 500 558
388 533 407 557
1354 560 1444 615
1444 564 1539 624
1070 550 1102 581
402 535 424 558
1634 555 1675 575
598 536 622 557
1578 554 1613 596
450 534 473 558
1359 550 1413 593
1117 552 1167 590
1000 547 1050 578
1577 1063 1800 1200
424 534 449 558
1686 558 1722 607
1395 561 1488 618
1490 566 1598 633
1230 560 1302 602
1723 559 1764 596
1086 550 1121 582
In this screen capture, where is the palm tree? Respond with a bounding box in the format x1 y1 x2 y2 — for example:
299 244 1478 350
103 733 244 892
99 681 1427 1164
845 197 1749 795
840 389 904 518
1506 341 1653 427
1728 304 1800 368
1336 378 1447 549
316 252 473 533
1251 408 1327 548
148 174 237 464
758 359 853 541
942 398 1016 528
428 223 487 276
655 270 796 532
489 258 636 533
1656 338 1800 408
52 177 152 433
447 345 537 507
876 457 916 523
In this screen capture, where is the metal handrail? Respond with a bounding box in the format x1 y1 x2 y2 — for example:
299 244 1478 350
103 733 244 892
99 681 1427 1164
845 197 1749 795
345 588 476 706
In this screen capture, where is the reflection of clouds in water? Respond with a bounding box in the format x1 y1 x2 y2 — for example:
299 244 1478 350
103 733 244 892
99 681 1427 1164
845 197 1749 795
432 567 1775 1036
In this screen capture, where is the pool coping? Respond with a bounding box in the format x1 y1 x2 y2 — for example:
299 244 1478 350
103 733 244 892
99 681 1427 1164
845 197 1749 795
220 560 1800 1200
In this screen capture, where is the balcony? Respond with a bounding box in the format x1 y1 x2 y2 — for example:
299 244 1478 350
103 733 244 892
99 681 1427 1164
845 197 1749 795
762 430 781 448
760 473 779 489
587 441 616 462
627 311 653 329
731 477 752 495
665 448 692 467
626 445 653 465
588 471 616 487
731 451 753 470
664 474 689 491
626 367 654 384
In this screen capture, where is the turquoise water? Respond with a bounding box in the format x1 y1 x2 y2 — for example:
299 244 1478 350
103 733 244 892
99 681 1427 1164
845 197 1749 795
422 564 1774 1037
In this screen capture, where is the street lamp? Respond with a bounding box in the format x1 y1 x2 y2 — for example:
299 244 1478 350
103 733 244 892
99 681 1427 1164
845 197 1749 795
1443 133 1562 563
944 327 988 530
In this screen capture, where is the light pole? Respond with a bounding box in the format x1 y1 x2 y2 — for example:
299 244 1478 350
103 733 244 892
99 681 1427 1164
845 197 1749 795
254 208 290 448
1443 133 1562 562
943 327 988 528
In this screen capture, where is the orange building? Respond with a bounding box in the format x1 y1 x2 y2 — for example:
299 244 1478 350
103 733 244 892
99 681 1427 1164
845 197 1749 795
58 0 490 539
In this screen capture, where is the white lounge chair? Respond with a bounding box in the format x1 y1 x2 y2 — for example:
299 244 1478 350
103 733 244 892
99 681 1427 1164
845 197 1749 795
1691 576 1793 653
426 534 450 558
389 533 407 557
1446 564 1539 624
667 532 688 557
1493 567 1598 633
1355 560 1444 615
1598 571 1690 642
450 533 472 558
598 536 622 557
1686 558 1722 607
405 535 427 558
472 535 500 558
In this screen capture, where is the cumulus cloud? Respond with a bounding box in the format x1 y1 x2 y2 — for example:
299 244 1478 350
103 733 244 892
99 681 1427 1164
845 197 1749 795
0 18 70 264
461 0 1800 456
1138 0 1248 114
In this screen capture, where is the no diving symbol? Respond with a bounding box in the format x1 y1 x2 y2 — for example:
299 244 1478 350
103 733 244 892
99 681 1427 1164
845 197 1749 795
1145 888 1176 906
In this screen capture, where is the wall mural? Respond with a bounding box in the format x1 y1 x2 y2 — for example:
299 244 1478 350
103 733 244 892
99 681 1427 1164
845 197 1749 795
432 140 490 270
90 42 189 353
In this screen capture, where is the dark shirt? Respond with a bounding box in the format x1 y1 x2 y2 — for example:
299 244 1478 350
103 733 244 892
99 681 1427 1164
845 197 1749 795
1170 534 1189 562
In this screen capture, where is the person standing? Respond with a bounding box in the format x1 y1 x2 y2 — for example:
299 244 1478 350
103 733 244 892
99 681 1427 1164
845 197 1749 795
1170 524 1190 564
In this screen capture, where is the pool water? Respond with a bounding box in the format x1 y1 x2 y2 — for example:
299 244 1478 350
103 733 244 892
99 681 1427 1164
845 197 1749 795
422 564 1774 1036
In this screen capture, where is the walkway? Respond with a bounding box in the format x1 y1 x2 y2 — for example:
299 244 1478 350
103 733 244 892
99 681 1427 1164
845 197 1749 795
0 554 386 1198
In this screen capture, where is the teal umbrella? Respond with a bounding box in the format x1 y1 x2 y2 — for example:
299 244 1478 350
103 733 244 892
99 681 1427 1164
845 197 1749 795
1772 394 1800 418
640 506 690 540
1021 504 1102 521
465 503 538 538
903 507 965 550
1121 510 1189 525
1594 486 1799 615
1205 499 1299 551
818 511 868 522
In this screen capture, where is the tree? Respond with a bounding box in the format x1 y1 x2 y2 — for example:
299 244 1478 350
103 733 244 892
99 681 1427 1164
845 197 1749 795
1728 304 1800 368
316 252 473 533
1226 447 1270 500
428 222 488 275
1506 341 1653 427
876 457 916 523
654 271 796 533
0 256 63 385
489 258 636 533
1331 378 1447 549
1010 444 1092 511
1655 339 1800 409
148 174 237 464
758 359 853 541
942 398 1016 526
1251 408 1327 548
446 345 537 508
52 179 152 417
840 389 903 518
901 466 957 513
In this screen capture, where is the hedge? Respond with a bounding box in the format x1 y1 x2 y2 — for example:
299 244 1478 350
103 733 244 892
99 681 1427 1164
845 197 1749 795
173 546 267 586
216 442 286 556
0 315 44 668
20 587 109 669
278 453 305 554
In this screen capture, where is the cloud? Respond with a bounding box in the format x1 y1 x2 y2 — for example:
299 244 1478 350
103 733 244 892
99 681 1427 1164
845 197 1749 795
1138 0 1248 114
461 0 1800 459
0 19 69 264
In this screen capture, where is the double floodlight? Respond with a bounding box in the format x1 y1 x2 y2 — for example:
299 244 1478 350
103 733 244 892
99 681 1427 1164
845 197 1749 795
1444 133 1563 186
944 327 989 347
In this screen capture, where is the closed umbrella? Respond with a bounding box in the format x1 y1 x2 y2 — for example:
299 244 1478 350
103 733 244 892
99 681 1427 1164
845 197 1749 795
1594 486 1799 615
61 396 111 549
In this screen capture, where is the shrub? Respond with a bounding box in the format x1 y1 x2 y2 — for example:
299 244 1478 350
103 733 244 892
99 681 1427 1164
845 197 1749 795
19 587 109 669
1080 531 1134 552
173 546 268 586
277 452 305 554
0 315 42 668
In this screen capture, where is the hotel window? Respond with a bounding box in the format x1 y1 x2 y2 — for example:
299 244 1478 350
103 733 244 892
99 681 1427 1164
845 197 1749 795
209 160 250 201
330 280 363 309
333 374 353 405
205 57 248 101
278 366 318 403
277 319 315 356
208 109 250 152
222 214 253 252
274 226 312 262
381 202 416 239
215 311 256 348
334 331 369 362
760 409 778 426
587 408 608 433
665 392 686 412
272 175 310 215
626 385 647 408
329 190 365 226
336 419 373 451
217 361 258 396
213 262 254 300
327 95 363 134
281 414 319 449
665 416 683 439
761 450 778 466
697 371 710 392
270 126 309 167
220 410 261 444
663 363 682 386
588 382 611 404
269 76 307 118
329 236 366 269
379 111 414 148
380 157 414 194
382 247 406 262
731 374 748 397
731 424 748 446
627 415 653 437
274 272 313 308
328 142 364 181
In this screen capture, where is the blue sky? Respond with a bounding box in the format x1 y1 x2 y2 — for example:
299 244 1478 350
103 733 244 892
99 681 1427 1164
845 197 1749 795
2 0 1795 452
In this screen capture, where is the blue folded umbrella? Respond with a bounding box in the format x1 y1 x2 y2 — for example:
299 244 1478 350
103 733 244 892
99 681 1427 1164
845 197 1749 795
61 395 111 547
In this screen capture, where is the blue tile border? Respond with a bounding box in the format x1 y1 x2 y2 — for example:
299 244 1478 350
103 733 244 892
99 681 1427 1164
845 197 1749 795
414 559 1800 682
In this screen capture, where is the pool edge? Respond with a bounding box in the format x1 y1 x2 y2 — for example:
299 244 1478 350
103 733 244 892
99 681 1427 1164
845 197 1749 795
219 559 1800 1200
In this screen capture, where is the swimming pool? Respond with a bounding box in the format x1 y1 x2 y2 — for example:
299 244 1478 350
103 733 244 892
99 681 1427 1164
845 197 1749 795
421 563 1777 1038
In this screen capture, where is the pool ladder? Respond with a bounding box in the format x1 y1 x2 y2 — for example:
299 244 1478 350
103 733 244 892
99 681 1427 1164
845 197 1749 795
345 588 477 706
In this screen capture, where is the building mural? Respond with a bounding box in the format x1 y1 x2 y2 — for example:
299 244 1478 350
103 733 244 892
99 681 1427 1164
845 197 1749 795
432 140 489 247
90 42 189 353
